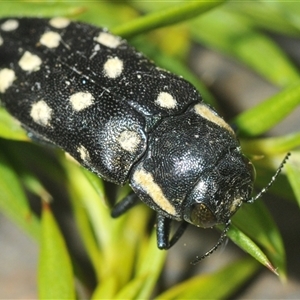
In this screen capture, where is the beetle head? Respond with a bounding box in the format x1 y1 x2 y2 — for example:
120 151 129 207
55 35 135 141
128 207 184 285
183 150 255 228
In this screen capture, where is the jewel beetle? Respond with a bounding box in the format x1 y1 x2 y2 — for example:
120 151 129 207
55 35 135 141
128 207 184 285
0 17 289 263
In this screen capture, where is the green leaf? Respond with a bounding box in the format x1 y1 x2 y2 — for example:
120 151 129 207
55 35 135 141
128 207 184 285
233 81 300 137
0 1 138 29
63 159 106 281
226 225 277 275
114 275 148 299
92 276 118 300
73 3 139 28
111 0 227 38
232 201 286 279
191 9 300 87
38 202 76 299
156 258 259 299
0 150 40 240
63 159 154 289
134 231 166 299
0 108 28 141
0 1 85 18
252 159 295 202
240 132 300 156
227 2 300 37
285 151 300 208
113 232 166 299
81 168 108 206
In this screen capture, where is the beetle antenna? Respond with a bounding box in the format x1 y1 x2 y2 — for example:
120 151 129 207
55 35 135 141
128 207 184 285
191 220 231 265
247 153 290 204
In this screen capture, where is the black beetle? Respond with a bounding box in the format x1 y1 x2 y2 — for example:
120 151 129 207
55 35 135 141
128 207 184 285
0 17 289 263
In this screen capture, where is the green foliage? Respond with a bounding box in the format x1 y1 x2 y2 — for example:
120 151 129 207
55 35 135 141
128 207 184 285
38 202 75 299
0 1 300 298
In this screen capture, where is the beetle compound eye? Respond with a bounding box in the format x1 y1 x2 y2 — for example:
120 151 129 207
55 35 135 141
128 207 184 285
243 155 256 183
190 203 217 228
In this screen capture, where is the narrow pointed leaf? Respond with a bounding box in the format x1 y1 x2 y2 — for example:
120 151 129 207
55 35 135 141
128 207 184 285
0 108 28 141
156 258 259 299
0 2 85 19
226 225 278 275
233 81 300 137
240 132 300 156
63 159 151 288
112 0 227 38
0 151 40 239
114 275 148 299
38 202 76 299
285 151 300 208
92 276 118 300
232 201 286 279
191 10 300 87
228 2 300 37
135 231 167 299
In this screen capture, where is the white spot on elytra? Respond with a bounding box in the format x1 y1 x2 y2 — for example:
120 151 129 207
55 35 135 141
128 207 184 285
95 32 121 48
1 19 19 31
69 92 94 111
0 68 16 93
18 51 42 72
94 44 100 52
30 100 52 126
103 57 123 78
77 145 90 162
117 130 141 153
155 92 177 109
49 17 70 29
0 35 3 46
40 31 61 48
132 168 176 216
194 103 235 135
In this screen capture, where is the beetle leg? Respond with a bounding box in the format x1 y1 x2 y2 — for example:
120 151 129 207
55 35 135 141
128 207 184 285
111 192 139 218
156 214 171 249
168 221 189 249
156 214 189 249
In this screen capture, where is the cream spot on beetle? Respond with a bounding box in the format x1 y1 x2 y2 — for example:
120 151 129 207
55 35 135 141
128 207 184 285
103 57 123 78
1 19 19 31
94 32 121 48
132 168 176 216
230 197 242 213
194 104 235 135
0 68 16 93
69 91 94 111
30 100 52 126
18 51 42 72
0 35 3 46
155 92 177 109
117 130 141 153
40 31 61 48
49 17 70 29
77 145 90 162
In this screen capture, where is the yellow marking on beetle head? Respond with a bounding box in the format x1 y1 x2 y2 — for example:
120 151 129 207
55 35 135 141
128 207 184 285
132 168 176 216
194 104 234 135
230 197 242 214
